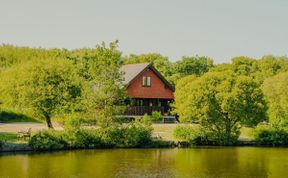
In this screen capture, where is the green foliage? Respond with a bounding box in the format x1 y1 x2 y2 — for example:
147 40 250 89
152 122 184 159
254 126 288 146
0 109 39 123
29 130 68 150
210 56 288 84
0 133 17 142
70 41 127 127
171 56 213 84
0 58 86 128
151 111 162 122
173 125 199 142
141 114 152 126
174 72 267 145
172 75 197 122
99 121 153 148
173 125 232 145
29 121 153 150
0 45 68 72
0 42 127 127
262 72 288 128
64 129 104 148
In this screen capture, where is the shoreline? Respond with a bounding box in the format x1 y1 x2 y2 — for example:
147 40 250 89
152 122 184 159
2 140 285 154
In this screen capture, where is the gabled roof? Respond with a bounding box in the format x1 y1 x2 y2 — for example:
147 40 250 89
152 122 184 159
120 63 175 91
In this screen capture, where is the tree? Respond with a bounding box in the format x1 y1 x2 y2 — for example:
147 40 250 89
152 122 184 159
0 44 69 72
262 72 288 128
172 75 197 122
171 56 213 84
0 58 86 128
254 56 288 83
69 41 127 127
230 56 288 83
174 72 267 145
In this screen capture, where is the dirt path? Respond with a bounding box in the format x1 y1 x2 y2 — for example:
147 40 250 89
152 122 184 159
0 122 62 133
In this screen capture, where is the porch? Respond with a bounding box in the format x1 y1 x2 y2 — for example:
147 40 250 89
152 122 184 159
124 106 165 116
123 98 176 122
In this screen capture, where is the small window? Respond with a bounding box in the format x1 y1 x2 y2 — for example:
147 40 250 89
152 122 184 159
142 76 151 87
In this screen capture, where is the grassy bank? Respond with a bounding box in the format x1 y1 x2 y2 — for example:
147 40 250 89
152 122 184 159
0 133 17 142
152 124 255 142
0 110 40 123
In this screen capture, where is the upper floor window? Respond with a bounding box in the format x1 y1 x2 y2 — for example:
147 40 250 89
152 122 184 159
142 76 151 87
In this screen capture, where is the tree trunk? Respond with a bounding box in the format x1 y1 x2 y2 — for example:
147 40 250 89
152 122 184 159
45 115 54 129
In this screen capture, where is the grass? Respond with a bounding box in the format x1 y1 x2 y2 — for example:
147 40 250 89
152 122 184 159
152 123 255 141
239 127 255 141
152 123 197 141
0 110 41 123
0 132 17 142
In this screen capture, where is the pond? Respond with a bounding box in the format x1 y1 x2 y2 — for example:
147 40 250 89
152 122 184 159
0 147 287 178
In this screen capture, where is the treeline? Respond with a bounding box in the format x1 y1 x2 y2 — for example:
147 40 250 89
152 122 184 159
173 57 288 145
1 42 288 146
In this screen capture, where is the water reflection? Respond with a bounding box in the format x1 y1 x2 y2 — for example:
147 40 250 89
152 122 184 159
0 147 287 178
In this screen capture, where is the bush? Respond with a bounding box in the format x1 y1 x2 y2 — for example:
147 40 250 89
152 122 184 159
64 129 104 148
99 121 153 148
151 111 162 122
29 130 68 150
174 125 197 142
140 114 152 125
29 121 154 150
254 126 288 146
173 125 239 145
174 125 211 145
206 127 240 145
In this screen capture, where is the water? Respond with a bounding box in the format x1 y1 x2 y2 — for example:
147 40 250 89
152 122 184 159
0 147 288 178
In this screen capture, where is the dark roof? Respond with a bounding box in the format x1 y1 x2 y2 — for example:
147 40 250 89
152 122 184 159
120 63 175 91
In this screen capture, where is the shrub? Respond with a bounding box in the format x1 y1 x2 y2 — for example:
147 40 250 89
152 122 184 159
254 126 288 146
151 111 162 122
29 130 68 150
64 129 104 148
206 126 240 145
140 114 152 125
174 125 197 142
29 121 154 150
173 125 239 145
99 121 153 148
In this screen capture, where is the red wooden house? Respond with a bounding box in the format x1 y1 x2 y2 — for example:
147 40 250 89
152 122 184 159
121 63 175 118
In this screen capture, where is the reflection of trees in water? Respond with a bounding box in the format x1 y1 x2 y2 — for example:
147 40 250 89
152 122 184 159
24 149 177 177
1 148 288 178
173 147 269 178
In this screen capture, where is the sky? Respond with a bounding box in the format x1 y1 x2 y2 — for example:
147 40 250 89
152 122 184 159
0 0 287 63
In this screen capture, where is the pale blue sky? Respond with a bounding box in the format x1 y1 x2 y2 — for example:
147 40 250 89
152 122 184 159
0 0 287 63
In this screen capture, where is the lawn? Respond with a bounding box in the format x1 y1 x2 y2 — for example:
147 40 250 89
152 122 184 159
0 132 17 142
0 110 41 123
152 123 255 141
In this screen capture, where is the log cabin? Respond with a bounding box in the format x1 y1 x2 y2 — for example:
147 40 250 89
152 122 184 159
121 63 176 120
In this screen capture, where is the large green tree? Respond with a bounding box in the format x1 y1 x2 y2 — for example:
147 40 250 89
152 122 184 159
174 72 267 145
211 56 288 83
262 72 288 128
171 56 213 84
0 44 69 72
69 42 127 127
0 58 86 128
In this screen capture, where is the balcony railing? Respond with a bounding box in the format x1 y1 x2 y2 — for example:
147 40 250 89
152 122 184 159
124 106 165 116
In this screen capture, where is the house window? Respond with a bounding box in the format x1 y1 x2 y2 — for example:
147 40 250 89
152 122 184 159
142 76 151 87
